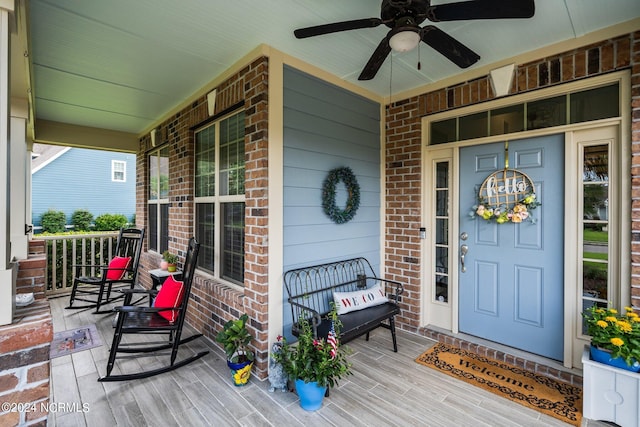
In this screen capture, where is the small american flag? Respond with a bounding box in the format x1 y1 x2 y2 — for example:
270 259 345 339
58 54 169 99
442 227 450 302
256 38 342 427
327 321 338 359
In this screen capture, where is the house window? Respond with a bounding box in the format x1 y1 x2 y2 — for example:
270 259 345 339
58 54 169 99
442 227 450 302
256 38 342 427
429 82 619 145
112 160 126 182
194 110 245 285
148 147 169 253
581 143 611 328
434 160 451 303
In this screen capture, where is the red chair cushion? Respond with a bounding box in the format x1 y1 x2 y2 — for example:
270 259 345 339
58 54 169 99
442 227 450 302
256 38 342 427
153 275 184 323
106 256 132 280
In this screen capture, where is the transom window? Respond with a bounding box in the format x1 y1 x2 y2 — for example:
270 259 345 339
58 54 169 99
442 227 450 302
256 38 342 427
148 147 169 254
430 83 619 145
194 110 245 285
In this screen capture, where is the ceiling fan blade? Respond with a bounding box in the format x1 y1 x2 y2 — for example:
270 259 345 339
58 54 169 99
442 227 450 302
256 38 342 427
428 0 535 22
421 26 480 68
358 38 392 81
294 18 382 39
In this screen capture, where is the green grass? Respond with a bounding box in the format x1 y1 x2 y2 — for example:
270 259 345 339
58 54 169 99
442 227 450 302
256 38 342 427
584 251 608 261
583 229 607 243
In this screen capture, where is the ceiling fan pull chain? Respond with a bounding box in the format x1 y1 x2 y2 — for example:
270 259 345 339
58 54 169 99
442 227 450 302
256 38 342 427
417 46 421 71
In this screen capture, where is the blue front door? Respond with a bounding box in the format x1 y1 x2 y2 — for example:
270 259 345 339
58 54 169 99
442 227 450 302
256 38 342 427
458 135 564 361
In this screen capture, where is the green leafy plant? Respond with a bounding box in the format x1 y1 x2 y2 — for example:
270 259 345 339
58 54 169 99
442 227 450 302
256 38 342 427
273 307 352 389
162 250 178 264
583 305 640 366
215 313 255 363
41 209 67 233
94 213 128 231
71 209 94 231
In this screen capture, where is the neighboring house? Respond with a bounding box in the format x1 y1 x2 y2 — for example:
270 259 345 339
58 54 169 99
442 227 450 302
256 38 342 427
31 143 135 230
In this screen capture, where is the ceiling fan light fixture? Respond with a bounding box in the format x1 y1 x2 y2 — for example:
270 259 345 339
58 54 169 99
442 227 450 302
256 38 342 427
388 30 420 52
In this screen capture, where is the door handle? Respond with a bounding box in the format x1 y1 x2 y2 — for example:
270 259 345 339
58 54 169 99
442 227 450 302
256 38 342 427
460 245 468 273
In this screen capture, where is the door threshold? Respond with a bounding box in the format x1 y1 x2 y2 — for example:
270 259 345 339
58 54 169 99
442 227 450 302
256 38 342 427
422 325 583 387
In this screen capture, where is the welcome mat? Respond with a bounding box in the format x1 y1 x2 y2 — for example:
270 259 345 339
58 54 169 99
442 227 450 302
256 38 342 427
415 343 582 426
50 324 102 359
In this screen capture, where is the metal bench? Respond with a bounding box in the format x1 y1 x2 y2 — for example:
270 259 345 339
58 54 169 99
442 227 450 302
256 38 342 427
283 257 403 352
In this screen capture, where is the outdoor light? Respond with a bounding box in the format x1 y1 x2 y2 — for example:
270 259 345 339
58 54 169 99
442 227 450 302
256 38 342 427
389 29 420 52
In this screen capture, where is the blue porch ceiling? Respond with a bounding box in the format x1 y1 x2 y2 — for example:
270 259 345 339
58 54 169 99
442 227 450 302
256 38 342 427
27 0 640 135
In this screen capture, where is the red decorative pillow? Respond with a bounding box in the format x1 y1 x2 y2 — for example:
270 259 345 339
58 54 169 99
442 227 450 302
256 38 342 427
106 256 132 280
153 275 185 323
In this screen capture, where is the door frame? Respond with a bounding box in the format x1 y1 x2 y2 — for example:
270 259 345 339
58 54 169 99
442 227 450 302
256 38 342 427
420 71 630 368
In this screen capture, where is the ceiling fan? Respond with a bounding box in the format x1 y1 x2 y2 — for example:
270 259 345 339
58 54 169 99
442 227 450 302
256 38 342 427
294 0 535 80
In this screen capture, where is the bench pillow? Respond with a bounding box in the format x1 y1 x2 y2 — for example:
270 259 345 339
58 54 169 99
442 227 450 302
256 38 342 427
333 282 388 315
153 274 184 323
106 256 132 280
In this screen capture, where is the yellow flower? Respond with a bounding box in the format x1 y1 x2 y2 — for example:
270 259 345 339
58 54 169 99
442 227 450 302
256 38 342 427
628 312 639 319
605 316 617 323
511 213 522 223
233 363 252 385
625 306 633 312
596 320 608 328
617 321 632 333
482 209 493 220
609 309 618 314
610 337 624 347
631 316 640 323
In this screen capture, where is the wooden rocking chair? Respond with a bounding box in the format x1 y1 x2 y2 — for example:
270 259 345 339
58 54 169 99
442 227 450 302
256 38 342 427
99 237 209 381
67 228 145 313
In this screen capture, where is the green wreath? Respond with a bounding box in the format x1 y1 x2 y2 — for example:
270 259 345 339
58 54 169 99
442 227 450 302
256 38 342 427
322 167 360 224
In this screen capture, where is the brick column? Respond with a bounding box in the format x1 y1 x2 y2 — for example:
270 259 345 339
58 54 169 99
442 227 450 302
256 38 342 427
0 301 52 427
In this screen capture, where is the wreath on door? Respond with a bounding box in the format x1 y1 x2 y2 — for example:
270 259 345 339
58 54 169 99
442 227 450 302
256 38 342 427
322 167 360 224
470 169 541 224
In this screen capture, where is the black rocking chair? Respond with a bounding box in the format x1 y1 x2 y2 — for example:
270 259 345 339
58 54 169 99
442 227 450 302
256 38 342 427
67 228 145 313
99 237 209 381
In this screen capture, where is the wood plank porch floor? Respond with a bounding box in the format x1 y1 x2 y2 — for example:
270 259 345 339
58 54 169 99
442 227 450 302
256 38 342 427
48 296 607 427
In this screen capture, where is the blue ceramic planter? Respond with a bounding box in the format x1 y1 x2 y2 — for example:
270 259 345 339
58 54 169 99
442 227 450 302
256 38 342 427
227 359 253 386
295 379 327 411
590 345 640 373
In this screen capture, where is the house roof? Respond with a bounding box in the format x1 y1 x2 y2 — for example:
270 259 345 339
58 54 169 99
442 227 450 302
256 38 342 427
11 1 640 150
30 143 70 174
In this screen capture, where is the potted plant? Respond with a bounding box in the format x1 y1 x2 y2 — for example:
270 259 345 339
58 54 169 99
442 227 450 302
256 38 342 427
582 304 640 371
272 306 352 411
162 250 178 272
215 313 255 386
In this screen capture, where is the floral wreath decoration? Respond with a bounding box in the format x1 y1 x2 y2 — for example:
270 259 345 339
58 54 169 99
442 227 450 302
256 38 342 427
470 193 540 224
469 169 541 224
322 166 360 224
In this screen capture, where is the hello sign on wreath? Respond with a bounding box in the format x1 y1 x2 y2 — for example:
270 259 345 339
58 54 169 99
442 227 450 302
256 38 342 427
471 168 540 224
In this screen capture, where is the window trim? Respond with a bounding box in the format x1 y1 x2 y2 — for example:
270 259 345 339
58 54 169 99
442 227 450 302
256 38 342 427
147 147 170 254
194 109 246 288
112 160 126 182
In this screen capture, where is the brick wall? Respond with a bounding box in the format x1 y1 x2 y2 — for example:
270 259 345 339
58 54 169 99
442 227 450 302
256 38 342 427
385 31 640 331
15 241 46 301
0 241 52 426
135 57 271 379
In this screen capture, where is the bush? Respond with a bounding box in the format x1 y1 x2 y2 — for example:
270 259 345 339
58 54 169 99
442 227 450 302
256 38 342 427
94 213 128 231
41 209 67 233
71 209 93 231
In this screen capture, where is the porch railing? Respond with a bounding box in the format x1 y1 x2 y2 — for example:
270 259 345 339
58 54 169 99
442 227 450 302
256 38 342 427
41 232 120 297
